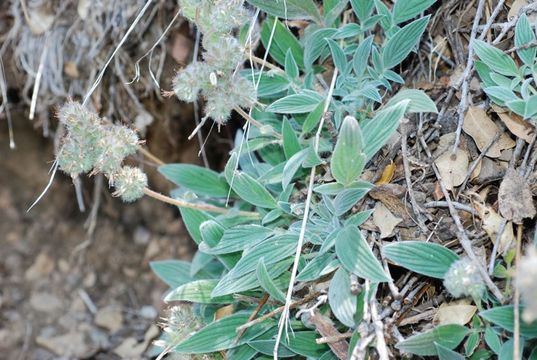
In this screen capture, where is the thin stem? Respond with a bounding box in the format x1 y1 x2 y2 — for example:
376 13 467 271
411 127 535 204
138 147 165 166
250 55 284 72
233 106 282 139
274 67 339 359
143 187 260 218
514 224 523 360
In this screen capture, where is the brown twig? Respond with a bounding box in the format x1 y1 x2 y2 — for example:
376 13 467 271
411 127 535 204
142 187 260 218
235 294 269 343
236 291 321 332
138 146 165 166
233 106 282 139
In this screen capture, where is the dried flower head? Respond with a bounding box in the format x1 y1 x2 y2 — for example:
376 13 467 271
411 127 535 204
443 257 486 301
92 125 140 176
112 166 147 202
203 35 244 71
517 247 537 323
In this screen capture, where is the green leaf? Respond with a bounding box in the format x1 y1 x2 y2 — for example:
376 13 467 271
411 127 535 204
304 28 338 69
248 339 295 357
284 49 299 79
159 164 230 197
180 208 214 244
227 171 277 209
329 267 357 327
393 0 436 23
164 279 234 303
190 251 214 277
225 235 297 279
212 258 291 296
247 0 321 22
435 342 465 360
395 324 470 356
267 91 324 114
260 17 304 68
483 86 519 105
200 220 225 247
302 101 325 133
351 0 374 22
174 312 275 353
484 326 501 354
345 209 374 226
473 39 520 77
515 14 536 66
464 332 480 357
382 16 429 69
333 187 370 216
200 225 273 255
480 305 537 338
282 148 308 189
382 241 460 279
297 252 337 281
331 116 366 185
499 338 524 360
284 332 329 358
336 225 390 282
353 36 373 77
326 38 347 71
245 71 290 98
363 100 409 160
324 0 349 27
256 258 286 302
282 117 301 158
150 260 191 288
386 89 438 113
228 344 258 360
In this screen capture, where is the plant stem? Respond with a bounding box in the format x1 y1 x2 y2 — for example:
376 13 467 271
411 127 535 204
138 147 165 166
143 187 260 218
233 106 282 139
249 55 285 72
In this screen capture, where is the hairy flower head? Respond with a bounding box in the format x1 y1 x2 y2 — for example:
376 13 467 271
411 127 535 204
112 166 147 202
517 247 537 323
443 257 485 301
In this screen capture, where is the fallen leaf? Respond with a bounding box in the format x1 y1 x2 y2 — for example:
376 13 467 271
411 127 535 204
509 0 537 21
214 304 234 320
499 168 536 224
474 202 515 255
434 301 477 326
463 106 515 158
376 161 396 185
372 202 402 238
492 105 534 143
434 147 469 190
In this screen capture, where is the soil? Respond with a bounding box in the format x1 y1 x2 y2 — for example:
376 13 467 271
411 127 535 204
0 111 193 359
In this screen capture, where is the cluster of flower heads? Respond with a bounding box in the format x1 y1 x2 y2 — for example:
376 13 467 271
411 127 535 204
57 101 147 202
517 247 537 323
172 0 256 124
443 257 486 301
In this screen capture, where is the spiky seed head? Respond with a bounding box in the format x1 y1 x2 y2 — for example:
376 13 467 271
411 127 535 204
112 166 147 202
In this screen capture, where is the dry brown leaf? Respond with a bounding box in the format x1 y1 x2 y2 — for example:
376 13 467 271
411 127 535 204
499 168 536 224
434 301 477 326
463 106 515 158
215 304 234 320
474 202 515 255
434 148 469 190
375 161 396 185
492 105 534 143
26 7 54 35
509 0 537 21
372 202 402 238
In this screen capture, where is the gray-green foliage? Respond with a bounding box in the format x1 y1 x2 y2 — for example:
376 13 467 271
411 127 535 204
152 0 441 358
475 14 537 119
